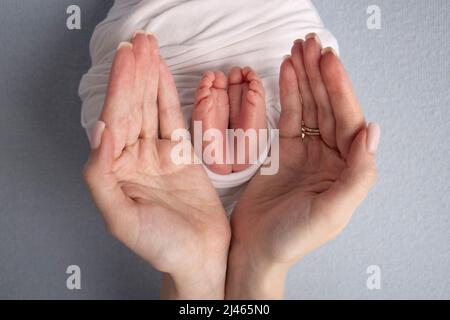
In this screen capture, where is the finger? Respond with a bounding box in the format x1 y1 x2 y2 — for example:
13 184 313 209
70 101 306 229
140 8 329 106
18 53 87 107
321 48 365 158
83 121 138 243
291 38 318 129
158 57 185 140
127 30 151 145
312 123 380 234
141 34 161 139
279 56 303 138
101 42 136 158
302 34 336 148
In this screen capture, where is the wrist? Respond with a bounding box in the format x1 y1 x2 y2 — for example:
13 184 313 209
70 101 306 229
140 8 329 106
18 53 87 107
161 270 226 300
161 253 229 300
225 238 290 300
160 215 231 300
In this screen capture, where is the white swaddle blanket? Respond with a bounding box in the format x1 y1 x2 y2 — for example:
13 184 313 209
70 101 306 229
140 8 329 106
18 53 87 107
79 0 338 213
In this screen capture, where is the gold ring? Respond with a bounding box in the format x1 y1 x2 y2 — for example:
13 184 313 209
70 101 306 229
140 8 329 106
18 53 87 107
301 121 320 138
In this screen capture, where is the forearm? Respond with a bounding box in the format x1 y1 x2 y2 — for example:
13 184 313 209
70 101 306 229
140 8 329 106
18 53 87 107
225 239 290 300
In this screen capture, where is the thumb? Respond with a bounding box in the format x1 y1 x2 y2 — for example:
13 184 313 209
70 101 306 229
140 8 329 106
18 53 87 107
84 121 116 198
83 121 136 237
314 123 380 231
340 122 380 205
85 121 114 175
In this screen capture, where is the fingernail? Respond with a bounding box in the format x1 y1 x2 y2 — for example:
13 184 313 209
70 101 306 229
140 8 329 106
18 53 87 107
294 38 304 44
305 33 321 45
90 121 106 150
147 32 157 42
367 123 381 154
321 47 337 56
132 30 146 39
117 42 133 50
283 54 291 60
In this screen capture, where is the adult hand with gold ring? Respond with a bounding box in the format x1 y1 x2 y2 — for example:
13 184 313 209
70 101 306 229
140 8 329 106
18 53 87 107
226 34 381 299
83 32 231 300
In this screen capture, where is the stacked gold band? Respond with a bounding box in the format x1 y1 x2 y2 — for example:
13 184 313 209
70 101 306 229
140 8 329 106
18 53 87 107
301 121 320 138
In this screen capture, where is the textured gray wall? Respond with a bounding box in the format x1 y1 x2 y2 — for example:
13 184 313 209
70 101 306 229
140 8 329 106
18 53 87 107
0 0 448 299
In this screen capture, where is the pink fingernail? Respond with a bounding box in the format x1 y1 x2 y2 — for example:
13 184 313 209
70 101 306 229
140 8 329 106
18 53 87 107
117 42 133 50
132 30 145 39
305 33 321 45
321 47 337 56
367 123 381 154
147 33 158 42
90 121 106 150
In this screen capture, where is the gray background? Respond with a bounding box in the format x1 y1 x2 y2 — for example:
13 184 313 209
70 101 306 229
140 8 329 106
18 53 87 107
0 0 448 299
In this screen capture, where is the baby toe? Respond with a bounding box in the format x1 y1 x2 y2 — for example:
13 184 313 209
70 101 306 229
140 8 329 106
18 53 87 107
248 79 265 98
213 71 228 89
242 66 261 82
195 87 212 106
228 67 244 85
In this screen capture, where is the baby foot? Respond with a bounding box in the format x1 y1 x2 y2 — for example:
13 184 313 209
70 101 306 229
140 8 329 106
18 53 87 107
228 67 267 172
191 71 232 175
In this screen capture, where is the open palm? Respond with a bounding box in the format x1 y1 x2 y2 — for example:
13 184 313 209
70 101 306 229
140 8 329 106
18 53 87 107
83 33 230 284
230 36 379 268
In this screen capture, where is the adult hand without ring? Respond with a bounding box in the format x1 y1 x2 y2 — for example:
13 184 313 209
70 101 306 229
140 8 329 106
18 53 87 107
83 32 230 300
